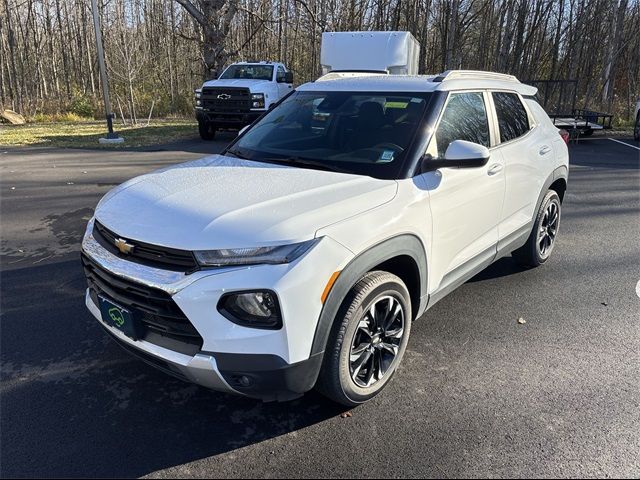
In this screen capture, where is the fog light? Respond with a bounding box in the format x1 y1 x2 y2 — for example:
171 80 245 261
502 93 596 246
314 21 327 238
218 290 282 329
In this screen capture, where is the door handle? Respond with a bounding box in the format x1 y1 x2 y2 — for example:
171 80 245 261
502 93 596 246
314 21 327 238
487 163 503 175
539 145 552 155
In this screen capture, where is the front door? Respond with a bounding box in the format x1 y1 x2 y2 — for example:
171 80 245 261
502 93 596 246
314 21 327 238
416 91 505 294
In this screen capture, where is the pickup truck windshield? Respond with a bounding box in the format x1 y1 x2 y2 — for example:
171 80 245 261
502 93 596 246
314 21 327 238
220 65 274 81
228 90 431 179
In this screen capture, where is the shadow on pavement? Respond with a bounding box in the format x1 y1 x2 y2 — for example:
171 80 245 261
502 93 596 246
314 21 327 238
0 258 343 478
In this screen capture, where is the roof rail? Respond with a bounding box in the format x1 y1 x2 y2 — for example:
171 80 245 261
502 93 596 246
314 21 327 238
432 70 520 83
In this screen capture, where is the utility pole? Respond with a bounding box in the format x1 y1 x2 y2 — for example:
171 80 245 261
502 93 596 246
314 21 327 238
90 0 122 142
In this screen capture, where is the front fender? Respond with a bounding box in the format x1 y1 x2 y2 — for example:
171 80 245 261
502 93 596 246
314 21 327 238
309 234 428 357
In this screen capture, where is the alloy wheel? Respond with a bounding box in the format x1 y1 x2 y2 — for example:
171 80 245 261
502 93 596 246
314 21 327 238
538 200 560 258
349 295 405 388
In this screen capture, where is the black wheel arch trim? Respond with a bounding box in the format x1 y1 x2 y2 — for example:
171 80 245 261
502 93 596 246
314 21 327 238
535 166 568 215
309 234 428 358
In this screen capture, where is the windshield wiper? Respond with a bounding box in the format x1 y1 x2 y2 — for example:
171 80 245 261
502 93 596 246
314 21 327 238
226 150 349 174
259 156 349 174
224 149 249 160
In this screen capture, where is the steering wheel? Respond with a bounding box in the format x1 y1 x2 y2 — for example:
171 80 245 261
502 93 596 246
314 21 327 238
372 142 404 152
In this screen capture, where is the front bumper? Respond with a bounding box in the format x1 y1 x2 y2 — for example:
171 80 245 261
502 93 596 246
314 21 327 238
87 291 322 401
195 108 264 128
86 290 236 392
81 218 352 401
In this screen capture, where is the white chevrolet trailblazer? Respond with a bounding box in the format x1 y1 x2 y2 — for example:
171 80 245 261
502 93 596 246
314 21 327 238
82 70 569 406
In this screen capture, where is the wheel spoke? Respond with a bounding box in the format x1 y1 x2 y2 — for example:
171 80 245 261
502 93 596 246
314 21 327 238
384 327 404 339
380 342 399 356
356 319 374 338
541 210 549 227
364 351 377 386
369 303 379 329
350 342 370 361
351 349 372 379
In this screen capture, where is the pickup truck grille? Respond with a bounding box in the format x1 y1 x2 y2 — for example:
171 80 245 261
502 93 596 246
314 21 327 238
82 252 203 355
201 87 252 112
93 220 198 272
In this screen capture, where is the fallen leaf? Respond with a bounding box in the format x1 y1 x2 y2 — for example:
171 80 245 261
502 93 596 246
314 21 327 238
340 411 353 418
517 317 526 325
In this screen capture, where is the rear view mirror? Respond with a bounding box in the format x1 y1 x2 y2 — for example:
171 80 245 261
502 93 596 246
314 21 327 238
420 140 490 173
284 71 294 84
444 140 490 164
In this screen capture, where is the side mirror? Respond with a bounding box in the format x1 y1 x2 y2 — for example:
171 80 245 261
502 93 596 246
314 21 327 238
284 71 294 84
238 125 250 136
420 140 490 173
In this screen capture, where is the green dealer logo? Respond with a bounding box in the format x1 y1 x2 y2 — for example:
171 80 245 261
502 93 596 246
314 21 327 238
108 307 125 327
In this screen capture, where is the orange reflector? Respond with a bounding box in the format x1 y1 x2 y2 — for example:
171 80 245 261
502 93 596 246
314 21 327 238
321 271 341 304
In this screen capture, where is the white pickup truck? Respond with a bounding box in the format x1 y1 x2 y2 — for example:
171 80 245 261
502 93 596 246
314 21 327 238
195 61 293 140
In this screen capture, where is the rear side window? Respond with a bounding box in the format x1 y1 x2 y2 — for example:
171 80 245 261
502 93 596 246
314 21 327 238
434 92 490 157
492 92 530 143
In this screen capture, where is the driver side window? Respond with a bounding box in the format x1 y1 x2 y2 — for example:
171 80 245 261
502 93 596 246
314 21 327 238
277 66 286 82
430 92 490 158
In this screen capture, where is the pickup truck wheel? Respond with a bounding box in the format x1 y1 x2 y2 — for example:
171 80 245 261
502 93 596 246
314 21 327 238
513 190 561 267
316 271 412 407
198 121 216 141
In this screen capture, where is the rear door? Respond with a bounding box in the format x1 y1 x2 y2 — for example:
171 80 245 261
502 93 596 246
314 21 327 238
488 91 546 245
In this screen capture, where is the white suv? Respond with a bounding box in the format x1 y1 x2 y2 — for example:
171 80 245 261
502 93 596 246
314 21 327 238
82 70 569 406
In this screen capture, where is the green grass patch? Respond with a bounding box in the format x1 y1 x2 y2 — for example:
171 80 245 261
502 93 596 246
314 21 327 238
0 119 198 148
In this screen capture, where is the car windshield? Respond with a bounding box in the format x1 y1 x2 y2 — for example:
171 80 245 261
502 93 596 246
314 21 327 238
227 90 431 179
220 65 274 81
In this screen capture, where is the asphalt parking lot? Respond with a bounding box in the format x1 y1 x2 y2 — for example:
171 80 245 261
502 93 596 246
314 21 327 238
1 134 638 478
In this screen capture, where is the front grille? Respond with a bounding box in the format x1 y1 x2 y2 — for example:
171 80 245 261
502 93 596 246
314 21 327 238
201 87 252 112
82 253 203 355
93 220 198 272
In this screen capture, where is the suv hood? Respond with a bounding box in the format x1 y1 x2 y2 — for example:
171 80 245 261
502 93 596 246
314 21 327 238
202 79 270 92
95 155 397 250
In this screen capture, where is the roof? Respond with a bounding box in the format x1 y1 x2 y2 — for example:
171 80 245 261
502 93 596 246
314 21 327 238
299 70 538 96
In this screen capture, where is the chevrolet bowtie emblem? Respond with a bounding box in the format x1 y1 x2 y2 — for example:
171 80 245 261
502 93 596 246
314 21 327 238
217 93 231 100
114 237 135 255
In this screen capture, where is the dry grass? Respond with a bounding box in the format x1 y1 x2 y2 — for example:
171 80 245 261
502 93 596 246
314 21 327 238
0 119 198 148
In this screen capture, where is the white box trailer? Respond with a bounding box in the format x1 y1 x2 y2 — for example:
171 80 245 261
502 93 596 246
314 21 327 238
320 31 420 75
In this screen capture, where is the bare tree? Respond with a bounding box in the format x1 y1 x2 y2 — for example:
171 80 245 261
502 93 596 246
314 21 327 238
1 0 638 122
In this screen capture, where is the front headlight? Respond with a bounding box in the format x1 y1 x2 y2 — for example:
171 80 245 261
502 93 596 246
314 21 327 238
195 89 202 99
193 239 318 267
251 93 265 108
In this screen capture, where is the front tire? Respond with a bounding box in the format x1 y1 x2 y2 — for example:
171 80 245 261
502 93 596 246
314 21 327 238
316 271 412 407
513 190 561 267
198 121 216 140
